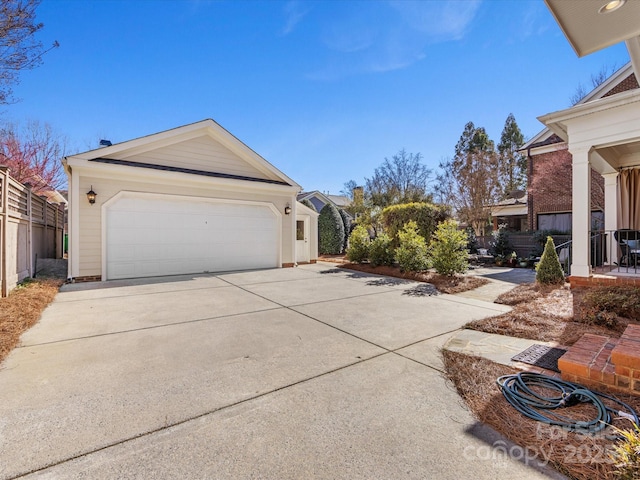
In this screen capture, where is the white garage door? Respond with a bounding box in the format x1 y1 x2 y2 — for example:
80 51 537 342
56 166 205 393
105 194 279 280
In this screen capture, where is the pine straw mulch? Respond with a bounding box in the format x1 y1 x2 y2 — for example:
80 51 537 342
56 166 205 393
337 262 489 294
443 350 640 480
465 282 632 346
0 279 62 364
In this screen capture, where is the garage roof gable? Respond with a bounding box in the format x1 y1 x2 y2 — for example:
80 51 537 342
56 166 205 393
69 119 301 189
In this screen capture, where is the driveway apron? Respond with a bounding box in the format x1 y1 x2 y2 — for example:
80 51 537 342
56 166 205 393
0 265 561 479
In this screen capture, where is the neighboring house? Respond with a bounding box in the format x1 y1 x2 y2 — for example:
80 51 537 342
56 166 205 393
297 191 352 217
491 192 528 232
538 0 640 284
63 119 317 282
521 63 637 232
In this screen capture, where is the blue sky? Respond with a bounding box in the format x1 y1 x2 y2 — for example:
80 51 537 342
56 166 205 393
5 0 631 194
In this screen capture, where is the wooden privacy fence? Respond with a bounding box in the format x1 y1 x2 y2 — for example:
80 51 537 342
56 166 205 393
0 166 65 297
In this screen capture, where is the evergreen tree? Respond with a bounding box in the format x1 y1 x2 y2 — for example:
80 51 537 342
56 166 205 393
497 113 526 196
435 121 500 236
318 203 345 255
536 236 565 285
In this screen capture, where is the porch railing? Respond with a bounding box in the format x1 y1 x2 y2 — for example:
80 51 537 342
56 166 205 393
589 230 639 276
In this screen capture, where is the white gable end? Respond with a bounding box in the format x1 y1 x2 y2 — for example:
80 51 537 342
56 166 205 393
104 134 275 181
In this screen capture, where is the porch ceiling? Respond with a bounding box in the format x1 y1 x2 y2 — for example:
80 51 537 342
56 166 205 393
539 88 640 174
597 140 640 169
545 0 640 77
544 0 640 56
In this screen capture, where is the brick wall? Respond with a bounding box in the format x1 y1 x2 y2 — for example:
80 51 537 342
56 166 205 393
528 147 604 230
603 73 639 98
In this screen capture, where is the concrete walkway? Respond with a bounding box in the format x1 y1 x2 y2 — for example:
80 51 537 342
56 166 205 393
0 263 564 479
445 266 558 371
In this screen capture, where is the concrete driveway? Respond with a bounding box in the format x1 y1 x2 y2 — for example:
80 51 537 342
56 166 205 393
0 264 562 479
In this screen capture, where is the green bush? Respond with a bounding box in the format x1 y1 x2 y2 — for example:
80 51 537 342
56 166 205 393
346 225 370 263
381 202 449 245
582 285 640 321
465 226 478 254
369 233 395 267
395 221 428 272
339 209 352 253
300 198 317 212
490 224 512 257
430 220 468 276
318 203 345 254
535 236 565 285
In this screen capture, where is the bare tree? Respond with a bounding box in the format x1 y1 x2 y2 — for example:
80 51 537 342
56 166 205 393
365 149 432 208
570 63 618 106
0 121 67 192
0 0 58 104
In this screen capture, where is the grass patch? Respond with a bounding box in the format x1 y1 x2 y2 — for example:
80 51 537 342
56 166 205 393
340 262 489 294
443 350 640 480
0 278 62 364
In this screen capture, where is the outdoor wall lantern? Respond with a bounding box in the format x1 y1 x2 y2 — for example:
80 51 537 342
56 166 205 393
284 203 291 215
87 186 97 205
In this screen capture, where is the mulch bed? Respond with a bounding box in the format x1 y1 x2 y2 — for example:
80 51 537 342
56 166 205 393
443 350 640 480
336 261 489 294
0 279 62 364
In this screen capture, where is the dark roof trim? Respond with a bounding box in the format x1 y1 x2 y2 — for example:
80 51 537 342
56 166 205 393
89 158 291 186
524 134 565 151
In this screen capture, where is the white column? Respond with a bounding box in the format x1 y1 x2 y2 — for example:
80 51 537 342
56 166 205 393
571 148 592 278
603 172 619 266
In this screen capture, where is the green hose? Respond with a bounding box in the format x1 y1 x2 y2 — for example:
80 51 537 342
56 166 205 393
497 372 639 434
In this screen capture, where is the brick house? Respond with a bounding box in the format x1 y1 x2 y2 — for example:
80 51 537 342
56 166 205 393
521 63 639 232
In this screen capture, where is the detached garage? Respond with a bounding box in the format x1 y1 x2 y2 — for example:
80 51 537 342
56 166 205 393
64 119 315 282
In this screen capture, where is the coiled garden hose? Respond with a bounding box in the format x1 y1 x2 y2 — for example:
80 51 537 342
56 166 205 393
496 372 639 434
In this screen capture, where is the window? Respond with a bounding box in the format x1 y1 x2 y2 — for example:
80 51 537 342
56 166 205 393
296 220 304 240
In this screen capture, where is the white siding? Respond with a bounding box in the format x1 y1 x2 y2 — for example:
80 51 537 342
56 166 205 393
105 135 279 181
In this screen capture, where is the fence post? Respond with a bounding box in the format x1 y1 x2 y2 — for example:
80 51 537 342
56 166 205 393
25 182 32 278
0 166 8 297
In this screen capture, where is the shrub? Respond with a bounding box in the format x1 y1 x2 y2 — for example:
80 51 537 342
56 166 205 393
490 224 512 257
346 225 370 263
318 203 345 254
395 221 428 272
582 285 640 321
369 233 395 267
300 198 317 212
430 220 468 276
611 423 640 480
381 202 450 245
535 236 565 285
465 226 478 254
339 209 352 253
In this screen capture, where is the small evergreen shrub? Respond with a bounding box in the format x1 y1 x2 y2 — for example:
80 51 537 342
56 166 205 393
369 233 395 267
490 224 512 257
535 236 565 285
465 226 478 254
395 221 428 272
430 220 468 276
318 203 345 255
346 225 370 263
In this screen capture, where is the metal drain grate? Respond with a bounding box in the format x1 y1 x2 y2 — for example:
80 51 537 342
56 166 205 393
511 344 567 373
